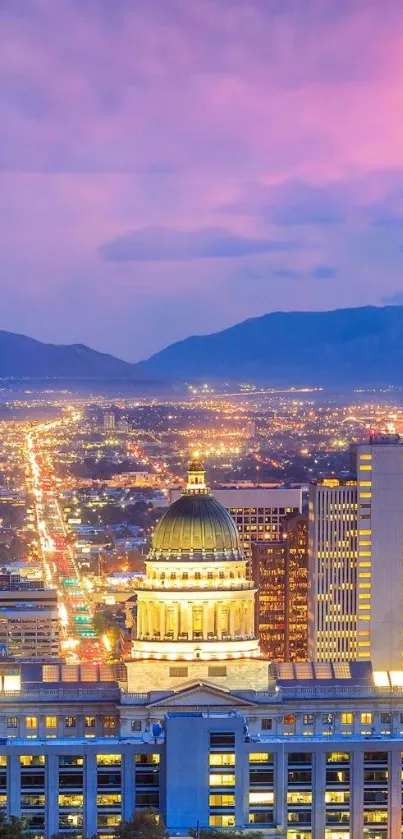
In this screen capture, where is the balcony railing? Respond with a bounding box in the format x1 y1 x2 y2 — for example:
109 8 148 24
138 632 255 643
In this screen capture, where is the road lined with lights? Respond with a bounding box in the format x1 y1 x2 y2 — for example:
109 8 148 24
25 417 96 654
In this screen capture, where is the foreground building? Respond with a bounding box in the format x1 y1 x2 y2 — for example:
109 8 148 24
1 460 403 838
0 659 401 837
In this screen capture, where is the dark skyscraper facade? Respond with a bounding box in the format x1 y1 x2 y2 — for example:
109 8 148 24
252 512 308 661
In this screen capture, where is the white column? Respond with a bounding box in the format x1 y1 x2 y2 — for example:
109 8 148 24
240 601 246 637
137 602 142 637
207 600 215 638
187 602 193 639
216 603 222 639
159 602 166 639
174 603 179 638
248 601 254 636
202 602 208 638
229 602 235 638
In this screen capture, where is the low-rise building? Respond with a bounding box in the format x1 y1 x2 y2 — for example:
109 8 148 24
0 578 59 659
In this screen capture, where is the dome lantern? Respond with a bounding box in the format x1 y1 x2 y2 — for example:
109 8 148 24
183 457 209 495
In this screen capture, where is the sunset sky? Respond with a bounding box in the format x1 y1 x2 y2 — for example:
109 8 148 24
1 0 403 361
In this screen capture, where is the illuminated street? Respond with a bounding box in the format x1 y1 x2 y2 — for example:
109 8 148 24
25 416 98 660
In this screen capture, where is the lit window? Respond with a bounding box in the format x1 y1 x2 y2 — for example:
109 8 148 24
209 774 235 787
96 754 121 766
20 755 45 766
287 791 312 804
97 793 122 806
303 714 314 725
85 716 95 728
25 717 37 729
209 816 236 827
65 716 76 728
341 713 353 725
135 753 159 764
249 792 274 805
361 713 372 725
45 716 57 729
249 753 273 763
58 793 84 808
209 754 235 766
209 794 235 807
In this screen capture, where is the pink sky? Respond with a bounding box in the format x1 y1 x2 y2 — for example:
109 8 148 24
1 0 403 360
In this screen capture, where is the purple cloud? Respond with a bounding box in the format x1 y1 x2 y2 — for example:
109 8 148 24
1 1 403 359
311 265 337 280
100 226 297 262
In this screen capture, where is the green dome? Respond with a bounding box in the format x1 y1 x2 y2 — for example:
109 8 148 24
150 493 243 561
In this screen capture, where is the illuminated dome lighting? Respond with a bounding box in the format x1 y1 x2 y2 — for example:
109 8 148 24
150 460 242 561
132 459 260 663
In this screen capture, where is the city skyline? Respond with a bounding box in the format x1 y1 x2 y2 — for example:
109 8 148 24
2 1 403 360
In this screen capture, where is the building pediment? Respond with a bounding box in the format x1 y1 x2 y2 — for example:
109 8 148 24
146 680 256 708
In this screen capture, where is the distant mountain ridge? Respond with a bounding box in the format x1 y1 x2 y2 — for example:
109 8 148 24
0 331 137 378
3 306 403 384
136 305 403 385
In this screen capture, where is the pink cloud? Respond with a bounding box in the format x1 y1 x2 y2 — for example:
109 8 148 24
1 0 403 359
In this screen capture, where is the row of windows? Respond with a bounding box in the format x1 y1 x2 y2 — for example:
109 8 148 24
6 715 116 730
260 711 399 729
17 753 160 768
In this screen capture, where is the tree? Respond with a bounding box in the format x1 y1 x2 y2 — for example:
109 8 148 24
0 817 29 839
189 831 263 839
114 810 168 839
51 834 97 839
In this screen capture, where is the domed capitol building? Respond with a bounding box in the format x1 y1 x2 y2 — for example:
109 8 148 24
128 461 267 691
0 462 400 837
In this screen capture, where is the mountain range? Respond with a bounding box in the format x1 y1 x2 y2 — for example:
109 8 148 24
138 305 403 386
2 305 403 385
0 331 136 379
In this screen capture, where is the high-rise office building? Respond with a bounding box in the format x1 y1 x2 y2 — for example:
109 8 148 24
285 512 309 661
252 513 308 661
351 433 403 670
252 539 286 660
308 476 358 662
309 433 403 670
